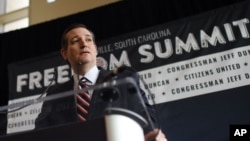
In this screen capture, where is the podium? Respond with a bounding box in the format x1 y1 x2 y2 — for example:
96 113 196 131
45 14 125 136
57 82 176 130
0 117 106 141
0 108 146 141
0 77 151 141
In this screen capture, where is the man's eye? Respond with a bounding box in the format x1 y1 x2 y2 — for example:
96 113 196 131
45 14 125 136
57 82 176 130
86 38 93 42
71 39 79 44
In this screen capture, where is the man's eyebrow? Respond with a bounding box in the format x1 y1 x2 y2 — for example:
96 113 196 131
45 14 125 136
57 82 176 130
84 34 92 37
70 34 92 39
70 35 79 40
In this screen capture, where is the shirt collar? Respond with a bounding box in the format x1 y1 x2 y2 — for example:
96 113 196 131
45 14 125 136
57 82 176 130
73 65 99 86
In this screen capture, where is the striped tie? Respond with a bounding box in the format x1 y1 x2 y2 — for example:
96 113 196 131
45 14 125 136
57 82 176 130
76 77 91 122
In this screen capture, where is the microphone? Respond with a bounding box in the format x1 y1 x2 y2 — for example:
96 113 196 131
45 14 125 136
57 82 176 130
102 65 133 82
78 61 82 65
103 65 161 131
98 65 128 103
0 68 57 114
77 61 83 82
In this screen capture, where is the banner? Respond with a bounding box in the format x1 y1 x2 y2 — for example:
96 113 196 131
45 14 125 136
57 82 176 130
7 1 250 141
7 52 71 133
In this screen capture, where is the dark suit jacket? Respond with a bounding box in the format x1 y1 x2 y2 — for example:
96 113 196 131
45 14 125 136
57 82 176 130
35 67 157 134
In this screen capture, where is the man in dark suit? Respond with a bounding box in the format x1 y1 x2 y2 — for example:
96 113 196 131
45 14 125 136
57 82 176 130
35 23 167 141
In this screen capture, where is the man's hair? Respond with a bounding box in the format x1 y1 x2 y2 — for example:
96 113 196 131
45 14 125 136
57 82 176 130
61 23 96 49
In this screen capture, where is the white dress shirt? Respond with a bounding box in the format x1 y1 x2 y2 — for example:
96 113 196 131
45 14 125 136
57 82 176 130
73 65 100 98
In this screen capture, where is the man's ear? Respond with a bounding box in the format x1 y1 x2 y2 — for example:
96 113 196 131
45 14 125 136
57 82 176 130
60 48 68 60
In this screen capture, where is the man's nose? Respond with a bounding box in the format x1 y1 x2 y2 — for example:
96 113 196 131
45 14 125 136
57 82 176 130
79 39 87 47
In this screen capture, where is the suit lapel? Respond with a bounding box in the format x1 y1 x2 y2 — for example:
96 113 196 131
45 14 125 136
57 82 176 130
95 67 109 84
87 67 109 120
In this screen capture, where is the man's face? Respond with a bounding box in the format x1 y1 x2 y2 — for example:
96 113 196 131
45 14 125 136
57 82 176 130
61 27 98 68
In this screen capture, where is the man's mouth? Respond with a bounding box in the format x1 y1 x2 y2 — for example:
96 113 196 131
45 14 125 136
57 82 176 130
80 51 89 54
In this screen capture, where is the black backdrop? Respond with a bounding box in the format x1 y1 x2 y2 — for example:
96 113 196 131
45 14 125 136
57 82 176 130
0 0 247 106
0 0 248 136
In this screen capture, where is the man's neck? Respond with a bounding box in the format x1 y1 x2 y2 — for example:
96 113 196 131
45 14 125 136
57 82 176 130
74 63 95 76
